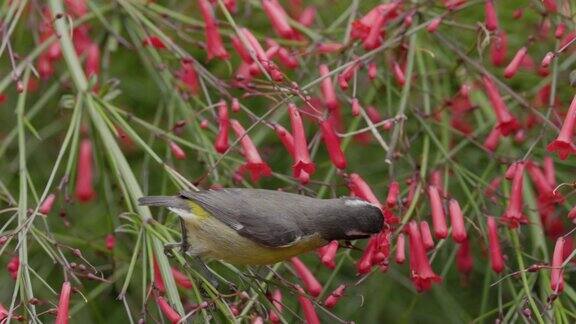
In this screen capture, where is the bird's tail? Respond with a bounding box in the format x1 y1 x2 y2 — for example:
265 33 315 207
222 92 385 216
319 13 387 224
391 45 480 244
138 196 189 210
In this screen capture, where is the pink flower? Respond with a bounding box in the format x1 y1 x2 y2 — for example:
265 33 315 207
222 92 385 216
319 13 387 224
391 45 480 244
7 256 19 279
169 141 186 160
85 44 100 78
542 0 557 13
142 36 166 49
156 296 181 324
105 234 116 251
319 120 346 169
386 181 400 208
526 162 563 206
319 64 339 111
542 156 556 187
317 240 338 269
337 60 359 90
504 47 527 79
178 61 200 95
482 75 519 136
547 95 576 159
357 236 376 274
392 60 406 86
289 104 316 179
347 173 381 206
65 0 87 17
541 52 554 69
198 0 230 60
75 139 95 203
274 124 295 156
39 193 56 215
502 162 528 228
555 23 566 39
419 221 435 251
351 98 361 117
551 237 565 293
428 185 448 239
171 268 193 289
262 0 298 39
230 119 272 182
316 42 343 54
448 199 467 243
484 126 501 152
426 17 442 33
490 31 508 67
214 100 230 153
456 239 473 275
290 257 322 297
487 216 505 273
407 221 442 292
485 0 499 31
296 286 320 324
55 282 72 324
324 284 346 309
485 176 501 202
395 233 406 264
298 6 316 27
269 289 283 323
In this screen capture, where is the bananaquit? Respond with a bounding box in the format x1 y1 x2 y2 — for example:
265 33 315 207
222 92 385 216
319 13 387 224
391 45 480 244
139 188 383 265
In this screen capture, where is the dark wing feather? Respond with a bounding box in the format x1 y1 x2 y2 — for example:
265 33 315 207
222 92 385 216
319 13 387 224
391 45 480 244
180 189 325 247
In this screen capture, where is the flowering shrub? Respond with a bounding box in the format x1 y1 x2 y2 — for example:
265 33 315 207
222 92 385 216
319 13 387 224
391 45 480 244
0 0 575 322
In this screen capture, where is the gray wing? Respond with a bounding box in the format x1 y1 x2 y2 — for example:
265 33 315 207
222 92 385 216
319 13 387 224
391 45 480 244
179 189 327 248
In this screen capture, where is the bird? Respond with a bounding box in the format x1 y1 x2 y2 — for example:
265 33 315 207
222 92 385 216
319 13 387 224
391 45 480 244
139 188 383 265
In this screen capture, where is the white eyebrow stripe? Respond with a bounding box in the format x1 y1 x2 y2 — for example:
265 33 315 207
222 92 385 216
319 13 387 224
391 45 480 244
345 199 373 207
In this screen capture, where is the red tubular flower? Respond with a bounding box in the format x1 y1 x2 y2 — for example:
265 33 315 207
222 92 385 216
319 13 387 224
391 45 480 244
505 162 518 180
449 199 467 243
65 0 87 17
555 23 566 39
317 240 338 269
324 284 346 309
543 156 556 187
371 230 391 267
316 42 343 54
395 233 406 264
482 75 519 136
290 257 322 297
547 95 576 159
484 0 498 31
274 124 295 156
231 36 254 64
296 286 320 324
230 119 272 182
485 176 501 202
39 193 56 215
404 174 418 207
386 181 400 208
156 296 181 324
541 52 554 69
487 216 505 273
351 98 361 117
484 126 501 152
105 234 116 251
178 61 200 95
542 0 557 13
269 289 283 323
368 63 378 80
366 106 383 124
426 17 442 33
428 185 448 239
214 100 230 153
551 236 565 293
319 64 339 111
75 139 95 203
153 258 166 293
169 141 186 160
363 6 387 50
142 36 166 49
198 0 229 60
392 60 406 86
266 39 299 69
85 43 100 78
357 237 376 274
490 31 508 67
503 47 527 79
262 0 297 39
171 268 193 289
407 221 442 292
288 104 316 178
456 239 473 275
7 256 19 279
347 173 381 206
526 162 563 205
319 120 346 169
419 221 435 251
55 282 72 324
502 162 528 228
569 206 576 220
337 61 358 90
298 6 316 27
231 98 241 113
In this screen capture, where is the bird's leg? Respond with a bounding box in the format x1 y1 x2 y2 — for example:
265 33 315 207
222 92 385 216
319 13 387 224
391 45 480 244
164 217 190 257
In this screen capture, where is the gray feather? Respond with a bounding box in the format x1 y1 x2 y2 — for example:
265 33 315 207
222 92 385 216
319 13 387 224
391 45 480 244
138 196 189 210
178 189 383 248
